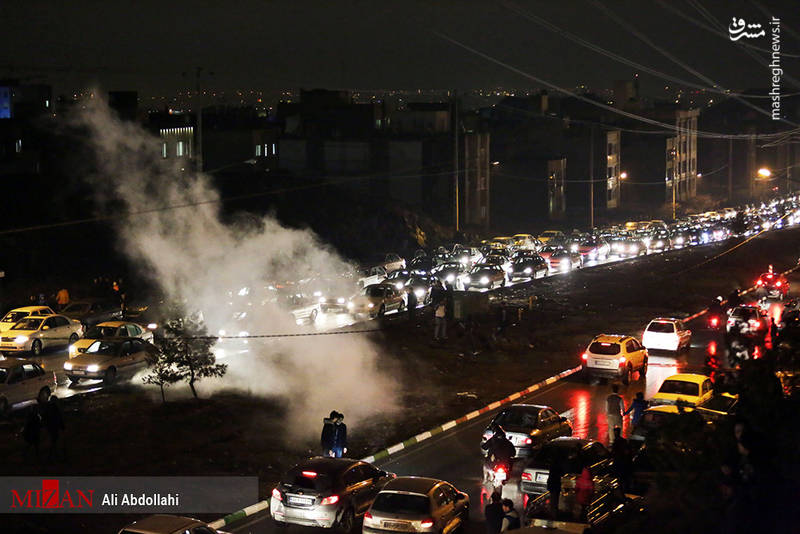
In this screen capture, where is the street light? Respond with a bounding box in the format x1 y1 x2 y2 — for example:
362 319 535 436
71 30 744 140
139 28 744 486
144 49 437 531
620 172 628 179
757 167 772 178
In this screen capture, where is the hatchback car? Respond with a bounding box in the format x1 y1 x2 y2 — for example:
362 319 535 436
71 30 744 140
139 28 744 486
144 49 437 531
0 306 55 333
0 314 84 355
641 318 691 352
0 359 56 413
651 373 714 407
117 514 230 534
64 337 156 384
480 404 572 457
520 437 616 496
509 251 549 280
362 477 469 534
756 270 788 299
463 264 506 290
271 457 394 532
581 335 648 384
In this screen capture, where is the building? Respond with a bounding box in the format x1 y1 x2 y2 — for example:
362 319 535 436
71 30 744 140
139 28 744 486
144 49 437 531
605 130 621 209
463 131 490 228
0 80 53 175
665 109 699 203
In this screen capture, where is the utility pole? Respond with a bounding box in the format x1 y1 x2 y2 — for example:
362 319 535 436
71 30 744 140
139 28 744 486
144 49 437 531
672 149 677 220
589 125 594 230
453 91 460 233
728 138 733 202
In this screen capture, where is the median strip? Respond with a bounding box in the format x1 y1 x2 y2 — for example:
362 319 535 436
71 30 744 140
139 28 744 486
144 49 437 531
208 499 270 530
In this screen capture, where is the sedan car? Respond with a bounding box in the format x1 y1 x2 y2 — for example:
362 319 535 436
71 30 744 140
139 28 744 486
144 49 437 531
480 404 572 458
408 256 437 276
117 514 230 534
271 457 394 531
576 238 610 262
509 251 548 280
520 437 616 496
0 306 55 333
641 318 691 352
61 300 123 327
430 262 467 288
581 334 648 384
348 284 405 318
0 314 84 356
463 264 506 290
538 230 565 245
69 321 154 357
63 337 156 384
547 248 581 272
651 373 714 407
0 359 56 413
484 254 512 274
362 477 469 534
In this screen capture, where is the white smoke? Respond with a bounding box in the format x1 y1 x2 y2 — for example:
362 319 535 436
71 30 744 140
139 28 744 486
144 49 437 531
73 98 399 440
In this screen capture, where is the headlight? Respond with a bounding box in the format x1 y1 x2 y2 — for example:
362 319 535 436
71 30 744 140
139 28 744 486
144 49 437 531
218 329 227 336
69 345 77 355
63 362 73 371
347 301 354 309
446 274 455 283
588 250 597 259
414 288 425 298
656 241 663 247
395 282 404 290
87 364 99 373
460 257 469 265
337 297 345 304
560 261 570 271
629 245 638 252
238 331 249 337
147 323 158 330
524 267 533 274
675 237 684 244
14 335 28 344
368 303 374 308
480 276 490 285
570 244 579 253
464 276 471 284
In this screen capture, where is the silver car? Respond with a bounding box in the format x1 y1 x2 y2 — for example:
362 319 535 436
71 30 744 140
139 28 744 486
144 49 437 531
362 477 469 534
271 457 394 532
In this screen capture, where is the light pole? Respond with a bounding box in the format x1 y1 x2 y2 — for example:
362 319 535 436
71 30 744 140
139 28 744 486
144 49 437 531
670 148 678 221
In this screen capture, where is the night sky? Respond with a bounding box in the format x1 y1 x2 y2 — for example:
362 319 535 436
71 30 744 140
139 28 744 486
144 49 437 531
1 0 797 98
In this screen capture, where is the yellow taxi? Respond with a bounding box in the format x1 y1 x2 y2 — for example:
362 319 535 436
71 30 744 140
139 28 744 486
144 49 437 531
651 373 713 407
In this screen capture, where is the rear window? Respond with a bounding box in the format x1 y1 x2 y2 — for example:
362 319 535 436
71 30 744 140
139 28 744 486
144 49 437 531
284 469 333 491
731 308 756 320
647 322 675 333
533 443 583 473
494 407 540 428
658 380 700 396
371 493 430 515
589 342 621 355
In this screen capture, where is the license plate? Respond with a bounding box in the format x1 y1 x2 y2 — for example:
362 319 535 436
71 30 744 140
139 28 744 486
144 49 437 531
383 521 409 530
287 496 313 506
535 472 549 483
590 359 616 369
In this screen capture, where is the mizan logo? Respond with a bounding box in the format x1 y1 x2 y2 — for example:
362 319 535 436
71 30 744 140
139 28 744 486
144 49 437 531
11 479 94 509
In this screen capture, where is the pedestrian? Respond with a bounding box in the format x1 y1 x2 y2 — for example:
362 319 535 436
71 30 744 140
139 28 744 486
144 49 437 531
321 410 336 456
319 411 347 458
484 491 504 534
547 461 563 519
610 427 633 492
624 392 648 427
434 301 447 341
42 395 65 461
605 384 625 445
56 288 70 311
500 498 520 532
574 467 595 521
770 317 779 345
407 289 417 323
445 282 454 320
22 405 42 460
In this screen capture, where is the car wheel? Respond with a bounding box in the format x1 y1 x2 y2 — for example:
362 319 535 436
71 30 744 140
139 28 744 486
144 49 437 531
336 507 355 534
309 309 318 324
104 367 117 385
0 397 8 416
68 333 79 344
31 339 43 356
640 358 648 378
38 387 51 404
377 304 386 318
622 365 632 385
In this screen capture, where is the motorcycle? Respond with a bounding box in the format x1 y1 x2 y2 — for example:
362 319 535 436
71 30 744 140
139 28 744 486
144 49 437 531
483 459 512 494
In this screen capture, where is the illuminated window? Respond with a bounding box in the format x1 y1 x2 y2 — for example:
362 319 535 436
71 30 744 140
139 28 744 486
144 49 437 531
255 144 262 157
15 139 22 153
264 143 269 155
162 143 167 158
177 141 185 157
272 143 277 155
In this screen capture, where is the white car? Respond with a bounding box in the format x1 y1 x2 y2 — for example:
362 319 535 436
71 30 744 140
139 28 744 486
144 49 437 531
641 318 691 352
0 314 83 355
357 266 388 288
69 321 154 357
0 358 56 413
0 306 55 333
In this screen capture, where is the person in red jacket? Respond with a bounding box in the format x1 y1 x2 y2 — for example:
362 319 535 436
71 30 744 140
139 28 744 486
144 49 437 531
575 467 594 521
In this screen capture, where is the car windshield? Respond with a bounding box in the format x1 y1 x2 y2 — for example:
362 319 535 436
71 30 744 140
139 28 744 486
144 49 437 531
435 263 460 271
63 303 90 313
85 326 118 338
494 407 541 428
12 318 42 330
1 311 28 323
86 341 119 355
470 265 491 273
647 322 675 333
371 493 430 515
731 308 756 320
365 286 384 297
589 342 621 355
580 240 598 246
658 380 700 396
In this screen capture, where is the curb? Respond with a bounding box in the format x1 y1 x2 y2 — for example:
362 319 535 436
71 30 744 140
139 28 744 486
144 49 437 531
208 500 270 530
360 365 582 464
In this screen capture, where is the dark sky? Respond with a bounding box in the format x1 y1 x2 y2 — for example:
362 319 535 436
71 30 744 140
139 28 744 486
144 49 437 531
2 0 797 98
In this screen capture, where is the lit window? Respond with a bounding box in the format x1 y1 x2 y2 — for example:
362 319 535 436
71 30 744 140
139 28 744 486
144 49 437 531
272 143 277 155
45 99 50 108
177 141 185 157
15 139 22 153
255 145 262 157
162 143 167 158
264 143 269 155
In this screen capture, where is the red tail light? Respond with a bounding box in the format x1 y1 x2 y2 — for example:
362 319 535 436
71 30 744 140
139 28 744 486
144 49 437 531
301 471 318 478
521 472 532 481
365 512 372 520
618 356 627 365
420 519 435 528
757 279 763 286
494 466 506 475
710 317 719 327
272 488 282 501
707 341 717 356
776 281 782 287
523 437 532 445
581 352 588 361
321 495 340 506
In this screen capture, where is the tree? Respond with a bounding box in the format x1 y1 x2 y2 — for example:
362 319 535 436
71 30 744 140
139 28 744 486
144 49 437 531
155 312 227 399
142 349 183 403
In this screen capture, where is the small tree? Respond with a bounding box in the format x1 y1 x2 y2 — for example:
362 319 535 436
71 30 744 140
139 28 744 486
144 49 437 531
142 349 184 403
155 312 227 399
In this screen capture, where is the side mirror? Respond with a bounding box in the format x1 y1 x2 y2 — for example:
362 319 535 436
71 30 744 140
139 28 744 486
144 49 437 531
42 325 49 330
560 416 568 422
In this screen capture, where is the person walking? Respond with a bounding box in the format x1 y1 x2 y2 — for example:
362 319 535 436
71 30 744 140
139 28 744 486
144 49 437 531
574 467 595 521
611 427 633 492
56 288 70 311
22 405 42 461
43 395 65 461
624 392 648 427
547 461 563 519
500 499 520 532
606 384 625 445
434 301 447 341
407 289 417 323
484 491 504 534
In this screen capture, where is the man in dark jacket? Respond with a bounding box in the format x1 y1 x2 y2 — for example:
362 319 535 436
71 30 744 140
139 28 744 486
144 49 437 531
484 491 504 534
547 461 563 519
321 411 347 458
42 395 65 461
500 499 520 532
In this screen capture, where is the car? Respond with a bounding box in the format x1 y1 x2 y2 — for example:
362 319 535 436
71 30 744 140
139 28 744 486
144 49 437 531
651 373 714 407
357 266 388 288
509 251 549 280
362 476 469 534
726 305 769 339
671 230 690 249
312 279 355 314
524 489 644 532
404 275 435 304
69 320 154 357
348 284 405 318
271 457 395 531
0 306 55 333
0 358 56 413
463 264 506 290
512 233 541 251
430 262 467 287
63 337 157 385
480 404 572 458
449 246 483 267
484 253 512 274
385 270 413 291
629 405 703 443
641 318 691 352
491 236 517 250
756 269 789 299
61 300 123 327
547 248 581 272
647 230 672 252
381 253 406 273
408 256 437 276
0 314 84 356
117 514 230 534
581 334 648 384
538 230 565 245
520 437 616 496
576 238 610 262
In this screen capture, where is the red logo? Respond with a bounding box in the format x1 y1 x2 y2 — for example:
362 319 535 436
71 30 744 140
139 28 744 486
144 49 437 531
11 479 93 509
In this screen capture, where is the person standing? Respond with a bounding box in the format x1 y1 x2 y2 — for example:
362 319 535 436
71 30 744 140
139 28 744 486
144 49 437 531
330 412 347 458
500 499 520 532
434 301 447 341
606 384 625 445
22 405 42 461
547 461 563 519
611 427 633 492
56 288 70 311
484 491 504 534
321 411 337 457
624 392 648 427
407 289 417 323
574 467 595 521
43 395 65 461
